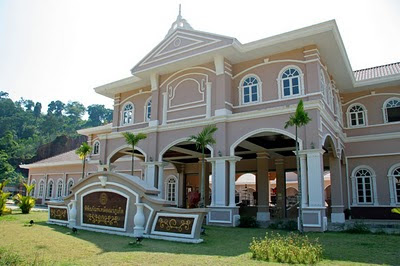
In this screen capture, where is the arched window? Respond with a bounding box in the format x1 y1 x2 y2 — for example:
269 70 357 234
38 180 44 197
278 66 304 98
240 75 261 104
384 98 400 123
122 102 134 125
347 104 367 127
165 176 178 203
56 180 63 199
388 164 400 205
30 180 36 197
47 180 54 198
92 141 100 155
145 98 152 121
67 179 74 195
352 167 375 204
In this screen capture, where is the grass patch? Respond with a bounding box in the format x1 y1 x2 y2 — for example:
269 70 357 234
0 211 399 265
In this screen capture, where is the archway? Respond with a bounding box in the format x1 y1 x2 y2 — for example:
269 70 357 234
322 134 345 223
107 144 147 179
230 129 301 222
160 139 213 208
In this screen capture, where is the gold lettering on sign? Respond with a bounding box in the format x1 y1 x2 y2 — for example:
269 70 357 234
49 208 68 221
84 205 125 216
155 216 194 234
100 192 108 205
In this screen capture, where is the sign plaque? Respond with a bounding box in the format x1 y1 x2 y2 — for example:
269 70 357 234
82 191 127 229
49 207 68 221
154 216 195 235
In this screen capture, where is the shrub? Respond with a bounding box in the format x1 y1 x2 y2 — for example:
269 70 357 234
345 221 370 234
239 215 258 228
13 183 36 214
250 232 323 264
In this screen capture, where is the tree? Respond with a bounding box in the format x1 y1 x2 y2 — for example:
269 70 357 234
0 180 11 216
284 100 311 233
65 101 86 120
122 132 147 176
0 91 9 99
87 104 113 127
75 142 92 179
47 100 65 116
188 125 218 208
33 102 42 118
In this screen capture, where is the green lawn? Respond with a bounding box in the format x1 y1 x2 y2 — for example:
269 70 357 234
0 211 399 265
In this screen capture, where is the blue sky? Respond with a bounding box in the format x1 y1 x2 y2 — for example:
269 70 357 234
0 0 399 111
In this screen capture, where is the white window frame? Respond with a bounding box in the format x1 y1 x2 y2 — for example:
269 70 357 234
121 102 134 126
144 97 152 122
67 179 74 195
165 175 178 204
351 166 378 206
346 103 367 128
387 163 400 206
238 74 262 105
47 179 54 198
92 140 100 155
383 97 400 123
56 179 63 199
277 65 304 99
30 180 36 197
38 180 45 197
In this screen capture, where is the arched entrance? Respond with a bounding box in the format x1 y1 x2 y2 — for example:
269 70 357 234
230 129 302 222
322 135 345 223
159 139 213 208
106 145 147 179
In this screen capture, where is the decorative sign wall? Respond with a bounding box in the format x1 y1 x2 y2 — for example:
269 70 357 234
154 216 194 235
49 207 68 221
82 191 127 229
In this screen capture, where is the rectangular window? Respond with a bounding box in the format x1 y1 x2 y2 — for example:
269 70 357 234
396 177 400 203
387 107 400 122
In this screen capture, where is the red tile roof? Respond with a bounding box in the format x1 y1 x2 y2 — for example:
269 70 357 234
354 62 400 81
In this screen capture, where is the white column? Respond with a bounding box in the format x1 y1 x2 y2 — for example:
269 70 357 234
228 158 241 207
62 173 67 197
144 162 157 188
215 159 227 206
388 175 396 206
351 176 357 205
306 149 325 207
206 82 212 118
158 163 166 199
134 203 145 237
300 154 308 207
162 92 168 125
210 161 216 207
372 175 379 206
68 200 77 228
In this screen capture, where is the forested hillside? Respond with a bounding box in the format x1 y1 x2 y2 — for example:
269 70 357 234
0 91 113 183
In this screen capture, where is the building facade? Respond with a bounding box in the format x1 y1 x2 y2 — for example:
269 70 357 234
23 14 400 231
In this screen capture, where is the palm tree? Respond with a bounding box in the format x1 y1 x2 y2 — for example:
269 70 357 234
188 125 218 208
284 100 311 233
76 142 92 179
122 132 147 176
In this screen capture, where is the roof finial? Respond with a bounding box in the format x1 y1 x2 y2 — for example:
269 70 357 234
166 4 193 37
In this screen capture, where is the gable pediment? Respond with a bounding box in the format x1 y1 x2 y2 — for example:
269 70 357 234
131 29 234 74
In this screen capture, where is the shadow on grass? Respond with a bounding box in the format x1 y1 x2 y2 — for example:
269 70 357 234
35 221 400 265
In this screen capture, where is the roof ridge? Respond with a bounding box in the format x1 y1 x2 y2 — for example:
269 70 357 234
31 149 78 164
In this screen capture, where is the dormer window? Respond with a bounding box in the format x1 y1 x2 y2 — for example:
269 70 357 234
384 98 400 123
122 103 134 125
240 75 261 105
278 66 304 98
347 104 367 127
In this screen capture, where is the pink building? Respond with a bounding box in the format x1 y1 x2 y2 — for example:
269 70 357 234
22 13 400 231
